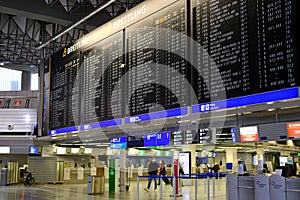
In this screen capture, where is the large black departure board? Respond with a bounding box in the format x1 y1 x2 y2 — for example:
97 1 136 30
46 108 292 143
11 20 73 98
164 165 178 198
125 0 188 116
81 32 123 123
193 0 299 102
48 0 299 132
50 47 80 129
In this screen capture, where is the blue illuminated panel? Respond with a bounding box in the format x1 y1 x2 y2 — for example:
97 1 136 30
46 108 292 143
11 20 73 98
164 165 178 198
144 134 157 147
80 118 122 131
125 107 188 124
110 137 127 149
231 128 237 144
156 132 171 146
48 126 78 135
192 87 299 113
29 146 39 154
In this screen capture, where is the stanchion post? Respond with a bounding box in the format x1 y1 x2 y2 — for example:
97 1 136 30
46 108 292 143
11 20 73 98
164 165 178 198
212 176 216 198
195 177 198 200
207 176 210 200
203 176 206 193
160 177 162 199
136 176 139 200
173 176 176 200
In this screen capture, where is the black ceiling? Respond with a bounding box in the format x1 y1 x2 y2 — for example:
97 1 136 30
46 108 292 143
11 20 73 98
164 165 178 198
0 0 144 71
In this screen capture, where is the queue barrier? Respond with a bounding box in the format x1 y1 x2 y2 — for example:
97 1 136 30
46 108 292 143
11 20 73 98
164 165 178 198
136 173 227 200
226 174 300 200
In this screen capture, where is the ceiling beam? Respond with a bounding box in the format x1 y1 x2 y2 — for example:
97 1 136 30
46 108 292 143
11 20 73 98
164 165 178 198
0 0 111 28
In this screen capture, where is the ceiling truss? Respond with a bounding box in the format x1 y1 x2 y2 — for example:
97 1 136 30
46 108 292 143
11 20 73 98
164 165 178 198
0 0 144 70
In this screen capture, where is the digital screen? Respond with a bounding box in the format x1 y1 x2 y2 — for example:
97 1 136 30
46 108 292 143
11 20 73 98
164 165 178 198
81 32 123 124
110 137 127 149
199 128 212 144
144 134 157 147
207 152 217 158
172 131 185 145
184 130 199 144
239 126 259 142
49 45 80 130
48 0 299 133
127 136 144 148
231 128 237 143
197 157 208 164
192 0 299 103
286 122 300 138
179 152 191 175
156 132 170 146
125 0 188 117
279 156 288 166
29 146 39 154
0 146 10 154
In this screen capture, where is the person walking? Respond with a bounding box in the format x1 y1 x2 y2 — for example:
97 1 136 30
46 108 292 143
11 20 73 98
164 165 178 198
144 157 160 192
212 162 220 179
158 160 170 185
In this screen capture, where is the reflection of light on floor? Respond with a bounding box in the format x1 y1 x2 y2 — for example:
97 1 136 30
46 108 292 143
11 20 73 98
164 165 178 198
0 178 227 200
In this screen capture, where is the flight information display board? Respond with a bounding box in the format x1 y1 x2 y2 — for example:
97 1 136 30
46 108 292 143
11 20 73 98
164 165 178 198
172 130 199 145
127 136 144 148
81 32 123 123
125 0 189 117
48 0 299 133
110 137 127 149
49 46 80 129
192 0 299 103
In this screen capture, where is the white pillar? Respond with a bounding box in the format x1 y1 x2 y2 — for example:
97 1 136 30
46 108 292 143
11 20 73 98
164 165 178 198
256 149 264 173
226 148 238 172
119 149 126 192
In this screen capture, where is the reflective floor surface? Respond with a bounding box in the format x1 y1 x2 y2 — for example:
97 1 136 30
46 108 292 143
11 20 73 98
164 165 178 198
0 178 226 200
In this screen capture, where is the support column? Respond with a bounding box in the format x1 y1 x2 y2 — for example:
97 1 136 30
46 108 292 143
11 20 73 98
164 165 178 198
119 149 127 192
21 71 31 90
256 149 264 173
226 148 238 172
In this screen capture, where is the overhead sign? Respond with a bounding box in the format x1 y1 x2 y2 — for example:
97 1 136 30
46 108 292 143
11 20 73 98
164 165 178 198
239 126 259 142
156 132 170 146
144 134 157 147
144 132 171 147
286 122 300 138
110 137 127 149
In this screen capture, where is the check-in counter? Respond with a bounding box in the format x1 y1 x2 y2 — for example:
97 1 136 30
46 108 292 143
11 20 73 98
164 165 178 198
255 174 270 200
269 174 286 200
238 176 255 200
286 178 300 200
63 168 91 184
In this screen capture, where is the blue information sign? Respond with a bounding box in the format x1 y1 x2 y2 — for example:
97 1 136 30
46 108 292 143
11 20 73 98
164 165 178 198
110 137 127 149
144 134 157 147
157 132 170 146
29 146 39 154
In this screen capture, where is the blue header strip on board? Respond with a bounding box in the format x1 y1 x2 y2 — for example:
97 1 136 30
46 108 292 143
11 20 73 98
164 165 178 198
48 126 78 135
192 87 299 113
124 107 188 124
80 118 122 131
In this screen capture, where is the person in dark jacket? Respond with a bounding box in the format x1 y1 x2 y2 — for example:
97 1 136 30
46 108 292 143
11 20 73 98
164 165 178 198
144 157 160 192
212 162 220 179
158 160 170 185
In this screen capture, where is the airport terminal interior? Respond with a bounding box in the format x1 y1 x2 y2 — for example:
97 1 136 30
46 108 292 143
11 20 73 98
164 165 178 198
0 0 300 199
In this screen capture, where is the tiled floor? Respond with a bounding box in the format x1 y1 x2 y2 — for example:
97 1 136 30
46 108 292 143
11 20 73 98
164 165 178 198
0 178 226 200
